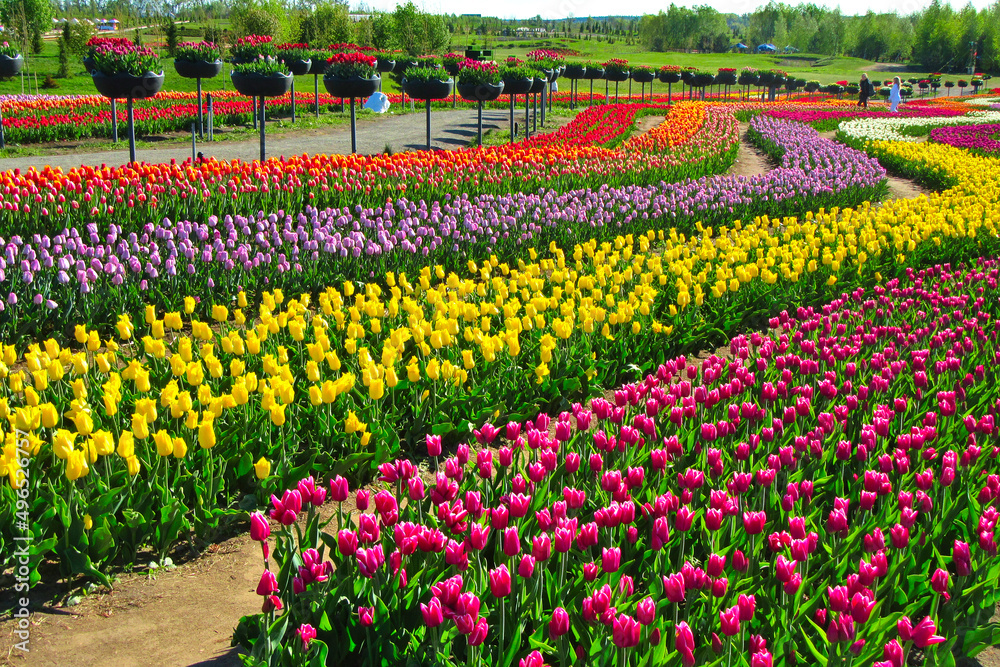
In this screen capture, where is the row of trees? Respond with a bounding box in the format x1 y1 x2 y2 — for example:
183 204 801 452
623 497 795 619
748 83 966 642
229 0 449 57
639 1 1000 74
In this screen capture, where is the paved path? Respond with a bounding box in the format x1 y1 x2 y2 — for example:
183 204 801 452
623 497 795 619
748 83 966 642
0 107 540 172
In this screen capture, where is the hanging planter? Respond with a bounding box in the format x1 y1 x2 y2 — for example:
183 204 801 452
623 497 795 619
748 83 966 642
284 59 311 76
374 56 396 73
0 53 23 79
174 58 223 79
604 68 630 82
324 74 380 99
585 67 605 80
231 70 293 98
632 69 655 84
563 63 586 80
400 76 453 100
308 58 329 76
501 76 533 96
92 70 165 99
394 59 418 74
457 81 504 102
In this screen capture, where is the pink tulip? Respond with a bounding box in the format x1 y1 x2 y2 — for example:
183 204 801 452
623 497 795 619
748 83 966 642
503 526 521 557
489 565 512 598
296 623 317 650
720 606 741 636
675 622 696 667
256 569 278 596
421 597 444 628
612 613 640 648
426 434 442 457
931 568 950 600
328 475 349 502
549 607 570 640
663 572 686 602
250 512 270 542
468 617 489 646
358 606 374 627
898 616 946 648
518 554 535 578
636 596 656 625
602 547 621 573
738 594 756 621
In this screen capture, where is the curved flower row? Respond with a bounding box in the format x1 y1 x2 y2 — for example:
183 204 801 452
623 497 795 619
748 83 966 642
929 123 1000 154
236 259 1000 666
0 103 728 239
0 111 879 337
837 110 1000 143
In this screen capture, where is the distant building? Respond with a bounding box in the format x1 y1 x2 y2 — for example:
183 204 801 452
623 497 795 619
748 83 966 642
515 27 547 36
348 14 370 23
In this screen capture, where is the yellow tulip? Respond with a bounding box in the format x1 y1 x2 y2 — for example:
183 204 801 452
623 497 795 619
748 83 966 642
65 449 89 481
254 456 271 480
198 417 217 449
269 404 286 427
172 437 188 458
117 431 135 458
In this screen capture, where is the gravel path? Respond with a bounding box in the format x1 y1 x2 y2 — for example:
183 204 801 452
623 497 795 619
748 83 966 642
0 107 529 172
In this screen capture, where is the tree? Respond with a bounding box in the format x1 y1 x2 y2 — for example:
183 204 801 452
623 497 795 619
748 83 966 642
162 18 179 57
231 0 287 41
0 0 52 57
298 1 352 46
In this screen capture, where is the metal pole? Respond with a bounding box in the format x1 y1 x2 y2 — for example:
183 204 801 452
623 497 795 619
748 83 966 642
127 96 136 164
259 95 265 162
350 98 357 154
290 79 296 123
252 96 257 130
629 78 632 100
605 79 609 104
425 98 431 150
111 98 118 142
314 74 320 118
541 82 546 126
196 78 203 138
191 122 196 163
615 81 620 103
207 94 214 141
590 79 594 106
477 100 483 146
509 95 514 143
524 93 529 140
0 106 5 149
533 93 537 133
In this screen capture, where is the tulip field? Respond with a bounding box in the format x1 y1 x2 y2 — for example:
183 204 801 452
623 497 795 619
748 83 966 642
4 90 1000 666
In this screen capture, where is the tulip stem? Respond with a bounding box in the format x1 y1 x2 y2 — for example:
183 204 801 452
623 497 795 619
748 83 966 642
500 597 506 658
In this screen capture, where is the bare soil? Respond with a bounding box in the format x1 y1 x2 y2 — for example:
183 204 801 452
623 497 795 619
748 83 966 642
728 122 776 179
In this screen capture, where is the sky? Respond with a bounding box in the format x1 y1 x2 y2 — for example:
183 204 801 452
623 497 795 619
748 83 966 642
353 0 995 20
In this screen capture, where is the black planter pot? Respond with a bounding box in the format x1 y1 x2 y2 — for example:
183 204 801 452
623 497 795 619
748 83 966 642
502 77 533 96
563 64 586 79
605 69 630 82
82 56 96 73
174 59 223 80
376 59 396 73
324 74 380 99
0 54 23 78
458 81 504 102
659 71 681 84
309 59 329 76
537 68 555 83
546 68 560 83
529 77 547 94
92 71 165 99
585 67 605 80
401 77 453 100
632 70 655 84
444 62 461 77
283 58 312 76
394 60 418 74
231 71 293 98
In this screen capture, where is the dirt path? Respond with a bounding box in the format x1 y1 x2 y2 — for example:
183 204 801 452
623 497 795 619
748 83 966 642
0 533 261 667
728 122 775 178
0 108 518 173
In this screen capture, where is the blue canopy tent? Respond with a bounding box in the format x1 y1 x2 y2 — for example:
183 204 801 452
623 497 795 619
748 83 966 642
783 46 799 53
732 43 748 52
756 43 777 53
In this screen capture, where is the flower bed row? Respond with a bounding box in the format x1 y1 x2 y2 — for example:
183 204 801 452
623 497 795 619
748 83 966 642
929 124 1000 155
5 118 1000 584
0 104 721 241
2 108 898 343
233 259 1000 666
837 110 1000 144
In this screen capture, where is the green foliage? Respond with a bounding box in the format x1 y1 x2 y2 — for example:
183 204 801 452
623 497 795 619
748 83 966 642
233 57 289 76
57 36 70 78
0 0 50 57
231 0 288 43
639 5 731 54
400 66 450 83
162 19 180 58
63 21 94 59
297 1 352 48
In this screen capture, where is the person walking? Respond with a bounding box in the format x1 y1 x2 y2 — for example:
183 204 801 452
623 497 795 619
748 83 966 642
889 76 902 112
858 73 874 109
